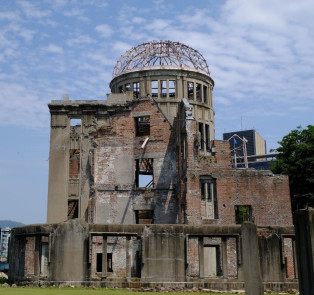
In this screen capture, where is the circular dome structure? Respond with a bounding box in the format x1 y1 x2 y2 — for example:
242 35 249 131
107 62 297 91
112 40 210 78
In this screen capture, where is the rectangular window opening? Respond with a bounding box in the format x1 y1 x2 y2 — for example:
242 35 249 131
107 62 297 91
205 124 210 152
199 123 204 150
169 80 175 97
96 253 102 273
133 82 140 98
203 85 208 103
135 116 150 136
160 80 167 98
125 83 131 91
107 253 113 272
151 80 158 97
188 82 194 99
235 205 252 224
136 158 154 188
204 246 221 277
196 83 202 102
69 149 80 179
40 244 48 276
135 210 154 224
70 118 81 126
67 200 79 219
200 177 217 219
118 86 123 93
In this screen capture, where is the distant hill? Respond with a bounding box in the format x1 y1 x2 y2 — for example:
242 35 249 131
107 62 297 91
0 220 24 229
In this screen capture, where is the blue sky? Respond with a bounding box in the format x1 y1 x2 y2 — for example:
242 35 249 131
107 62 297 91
0 0 313 225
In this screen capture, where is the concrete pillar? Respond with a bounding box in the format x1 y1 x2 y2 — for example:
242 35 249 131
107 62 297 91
198 236 204 278
294 208 314 295
102 235 107 279
34 236 40 276
49 219 89 283
141 226 185 282
126 236 131 281
241 222 263 295
221 237 228 279
47 114 70 223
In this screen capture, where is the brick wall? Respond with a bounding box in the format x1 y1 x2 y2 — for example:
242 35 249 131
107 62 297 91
92 98 178 224
177 105 292 226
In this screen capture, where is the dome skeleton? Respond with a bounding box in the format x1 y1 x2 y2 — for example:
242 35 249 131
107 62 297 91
113 40 210 78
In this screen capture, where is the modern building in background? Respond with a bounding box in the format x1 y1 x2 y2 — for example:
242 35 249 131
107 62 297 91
223 129 266 158
223 129 275 170
9 41 296 291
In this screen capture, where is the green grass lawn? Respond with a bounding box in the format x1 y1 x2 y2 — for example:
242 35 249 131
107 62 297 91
0 287 284 295
0 288 240 295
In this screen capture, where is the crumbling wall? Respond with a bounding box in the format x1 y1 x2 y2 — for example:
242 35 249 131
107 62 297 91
176 101 292 227
8 221 297 291
92 99 178 224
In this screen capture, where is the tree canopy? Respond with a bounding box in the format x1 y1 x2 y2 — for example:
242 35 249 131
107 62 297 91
271 125 314 211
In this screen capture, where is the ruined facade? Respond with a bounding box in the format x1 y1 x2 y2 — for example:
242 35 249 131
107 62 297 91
9 41 297 291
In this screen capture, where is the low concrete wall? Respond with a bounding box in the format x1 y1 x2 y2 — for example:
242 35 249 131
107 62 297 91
8 220 297 291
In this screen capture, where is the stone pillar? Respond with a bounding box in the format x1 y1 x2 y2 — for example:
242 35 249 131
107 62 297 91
102 235 107 279
221 237 228 279
49 219 89 283
198 236 204 278
47 114 70 223
241 222 263 295
141 226 185 282
126 236 131 281
294 208 314 295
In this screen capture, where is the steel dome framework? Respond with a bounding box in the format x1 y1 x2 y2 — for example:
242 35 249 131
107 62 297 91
113 40 210 78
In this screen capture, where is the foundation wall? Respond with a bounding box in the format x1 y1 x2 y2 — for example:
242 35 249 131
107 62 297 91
9 221 298 292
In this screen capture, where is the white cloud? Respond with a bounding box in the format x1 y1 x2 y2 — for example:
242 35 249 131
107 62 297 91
43 44 63 54
95 24 113 38
145 18 172 31
132 17 145 24
112 41 132 54
63 8 89 22
19 1 51 19
67 35 95 46
0 11 21 21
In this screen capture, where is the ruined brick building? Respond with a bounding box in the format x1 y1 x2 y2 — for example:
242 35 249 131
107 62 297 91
9 41 298 291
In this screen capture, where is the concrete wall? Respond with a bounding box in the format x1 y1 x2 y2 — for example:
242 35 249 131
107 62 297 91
8 221 297 291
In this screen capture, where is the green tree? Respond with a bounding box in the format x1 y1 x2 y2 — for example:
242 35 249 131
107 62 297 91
271 125 314 211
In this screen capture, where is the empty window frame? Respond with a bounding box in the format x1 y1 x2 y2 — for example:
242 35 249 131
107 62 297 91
136 158 154 188
188 82 194 99
151 80 158 97
235 205 252 224
96 253 102 273
203 85 208 103
204 245 221 277
118 85 123 93
70 118 81 126
125 83 131 91
196 83 202 102
133 82 140 98
160 80 167 98
135 116 150 136
205 124 210 152
68 200 79 219
107 253 113 272
169 80 175 97
200 177 217 219
199 123 204 150
135 210 154 224
40 243 49 276
69 149 80 179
